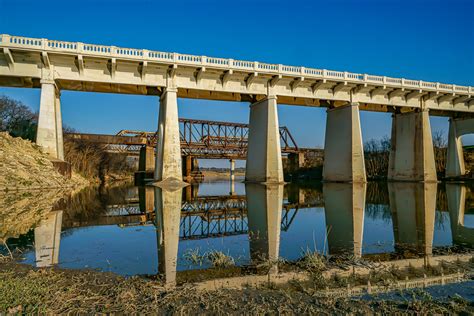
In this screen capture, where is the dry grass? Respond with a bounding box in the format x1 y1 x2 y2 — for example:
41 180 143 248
206 251 235 268
0 262 472 314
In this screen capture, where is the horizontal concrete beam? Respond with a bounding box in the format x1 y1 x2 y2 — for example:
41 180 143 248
0 34 473 114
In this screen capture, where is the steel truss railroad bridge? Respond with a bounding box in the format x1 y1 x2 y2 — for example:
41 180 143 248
65 117 318 160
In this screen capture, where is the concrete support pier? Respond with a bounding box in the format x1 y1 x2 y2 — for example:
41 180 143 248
36 82 64 160
229 159 235 195
139 146 155 172
154 88 183 184
246 96 284 184
246 183 284 270
287 152 305 173
34 211 63 268
446 184 474 246
323 103 366 183
388 110 437 182
388 182 436 256
323 182 366 257
446 118 473 178
155 186 183 288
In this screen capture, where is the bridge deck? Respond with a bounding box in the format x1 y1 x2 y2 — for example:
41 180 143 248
1 34 472 115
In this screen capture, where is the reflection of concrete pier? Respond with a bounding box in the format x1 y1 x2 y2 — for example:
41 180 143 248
246 184 284 267
323 183 366 257
155 186 183 287
389 182 436 256
34 211 63 268
446 184 474 246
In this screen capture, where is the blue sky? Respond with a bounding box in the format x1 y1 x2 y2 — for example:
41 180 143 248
0 0 473 167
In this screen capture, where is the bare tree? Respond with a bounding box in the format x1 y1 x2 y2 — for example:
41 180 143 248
432 130 447 175
0 95 37 140
364 136 390 179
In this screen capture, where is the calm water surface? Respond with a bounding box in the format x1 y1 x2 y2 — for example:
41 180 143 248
2 180 474 281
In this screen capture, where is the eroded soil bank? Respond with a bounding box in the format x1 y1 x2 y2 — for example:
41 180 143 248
0 132 88 191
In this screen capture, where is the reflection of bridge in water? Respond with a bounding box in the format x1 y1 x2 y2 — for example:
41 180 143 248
63 192 322 240
30 182 473 283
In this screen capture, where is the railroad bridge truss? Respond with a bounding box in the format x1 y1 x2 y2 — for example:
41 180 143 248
65 117 305 159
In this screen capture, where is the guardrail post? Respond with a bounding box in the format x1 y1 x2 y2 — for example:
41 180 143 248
202 56 207 65
228 58 233 68
41 38 48 49
1 34 10 44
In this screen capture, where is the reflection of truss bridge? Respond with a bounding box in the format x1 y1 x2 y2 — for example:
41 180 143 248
66 195 313 240
179 196 300 239
65 118 303 159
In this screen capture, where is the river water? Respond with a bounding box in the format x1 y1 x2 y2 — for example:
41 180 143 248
1 180 473 287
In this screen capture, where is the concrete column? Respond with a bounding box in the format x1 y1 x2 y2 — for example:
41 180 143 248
34 211 63 268
155 186 182 288
184 183 199 201
287 152 305 174
323 182 366 257
323 103 366 183
55 92 64 160
388 182 436 256
245 96 284 184
138 186 155 213
446 119 466 178
446 184 474 246
246 183 284 271
229 159 235 195
37 82 63 159
139 146 155 172
154 88 183 184
184 156 192 180
388 110 437 182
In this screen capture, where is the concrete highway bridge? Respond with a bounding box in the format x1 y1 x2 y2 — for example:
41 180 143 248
1 35 473 183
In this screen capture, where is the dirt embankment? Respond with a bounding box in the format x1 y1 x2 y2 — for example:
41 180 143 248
0 132 88 191
0 189 69 243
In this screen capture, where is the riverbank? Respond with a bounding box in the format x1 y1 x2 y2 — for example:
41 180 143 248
0 258 472 314
0 132 88 191
201 169 245 180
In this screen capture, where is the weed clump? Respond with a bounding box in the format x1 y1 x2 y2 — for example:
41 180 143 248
206 251 235 268
297 249 327 274
183 248 235 268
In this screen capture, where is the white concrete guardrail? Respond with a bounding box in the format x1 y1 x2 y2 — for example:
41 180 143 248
1 34 472 96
